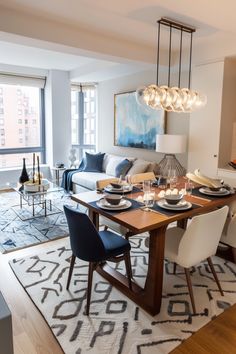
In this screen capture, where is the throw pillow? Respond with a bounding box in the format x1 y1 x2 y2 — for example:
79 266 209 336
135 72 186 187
128 159 150 175
83 152 105 172
115 159 133 177
105 156 128 176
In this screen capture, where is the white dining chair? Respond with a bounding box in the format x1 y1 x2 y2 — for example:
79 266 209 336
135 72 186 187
220 200 236 262
165 206 229 314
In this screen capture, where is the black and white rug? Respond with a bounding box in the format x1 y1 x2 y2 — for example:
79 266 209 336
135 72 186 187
0 189 81 253
9 235 236 354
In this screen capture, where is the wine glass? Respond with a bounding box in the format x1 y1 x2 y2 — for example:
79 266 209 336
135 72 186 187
168 169 178 191
185 181 194 195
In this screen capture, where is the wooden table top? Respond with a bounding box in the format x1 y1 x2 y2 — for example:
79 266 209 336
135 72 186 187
72 187 236 234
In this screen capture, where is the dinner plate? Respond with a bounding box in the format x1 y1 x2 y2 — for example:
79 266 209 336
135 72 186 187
104 185 133 194
157 199 192 211
199 187 230 196
96 198 132 210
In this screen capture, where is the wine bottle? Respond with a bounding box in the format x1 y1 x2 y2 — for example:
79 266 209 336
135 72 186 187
19 158 29 184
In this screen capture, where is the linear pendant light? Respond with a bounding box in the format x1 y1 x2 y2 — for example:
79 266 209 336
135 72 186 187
136 17 207 113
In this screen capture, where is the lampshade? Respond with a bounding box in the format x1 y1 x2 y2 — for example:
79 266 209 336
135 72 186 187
156 134 187 154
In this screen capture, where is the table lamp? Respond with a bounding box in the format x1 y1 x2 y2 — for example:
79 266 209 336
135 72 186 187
156 134 187 177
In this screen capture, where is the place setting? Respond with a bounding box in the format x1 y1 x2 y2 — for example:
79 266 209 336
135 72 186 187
186 168 235 199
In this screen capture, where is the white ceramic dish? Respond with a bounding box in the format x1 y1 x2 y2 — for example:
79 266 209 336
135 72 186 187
199 187 230 196
102 198 127 208
24 179 50 192
96 198 132 210
158 199 192 211
104 185 133 194
163 200 187 208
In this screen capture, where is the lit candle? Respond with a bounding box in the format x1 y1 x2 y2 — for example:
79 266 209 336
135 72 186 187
37 155 41 185
33 153 35 183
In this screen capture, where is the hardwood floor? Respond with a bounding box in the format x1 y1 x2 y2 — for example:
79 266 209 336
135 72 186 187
0 239 65 354
170 303 236 354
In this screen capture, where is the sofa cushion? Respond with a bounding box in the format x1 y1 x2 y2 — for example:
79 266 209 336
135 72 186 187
102 153 136 173
115 159 133 177
72 172 110 190
83 152 105 172
128 159 151 175
105 156 127 176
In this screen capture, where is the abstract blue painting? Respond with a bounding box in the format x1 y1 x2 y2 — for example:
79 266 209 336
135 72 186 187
114 91 165 150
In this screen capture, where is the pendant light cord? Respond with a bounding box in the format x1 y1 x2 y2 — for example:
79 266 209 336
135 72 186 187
156 21 161 86
188 32 193 89
168 25 172 87
178 28 183 88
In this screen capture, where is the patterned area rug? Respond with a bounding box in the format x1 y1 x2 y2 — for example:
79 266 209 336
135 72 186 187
0 189 85 253
9 235 236 354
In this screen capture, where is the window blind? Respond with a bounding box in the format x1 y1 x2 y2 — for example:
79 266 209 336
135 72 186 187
0 73 46 88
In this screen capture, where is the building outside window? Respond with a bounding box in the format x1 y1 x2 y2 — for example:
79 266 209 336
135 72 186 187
0 78 45 169
71 84 97 160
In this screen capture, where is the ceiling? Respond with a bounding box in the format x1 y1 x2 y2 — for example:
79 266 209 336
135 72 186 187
0 0 236 82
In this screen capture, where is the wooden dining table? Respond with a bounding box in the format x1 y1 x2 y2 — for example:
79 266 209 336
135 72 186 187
72 185 236 316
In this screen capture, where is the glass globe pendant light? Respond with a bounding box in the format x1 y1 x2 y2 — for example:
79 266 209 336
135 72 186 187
136 17 207 113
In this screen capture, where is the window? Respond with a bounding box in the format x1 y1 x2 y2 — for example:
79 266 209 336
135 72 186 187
0 81 45 168
71 85 97 160
0 118 4 125
0 129 5 136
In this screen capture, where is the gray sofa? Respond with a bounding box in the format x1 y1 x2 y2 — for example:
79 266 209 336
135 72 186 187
72 153 158 193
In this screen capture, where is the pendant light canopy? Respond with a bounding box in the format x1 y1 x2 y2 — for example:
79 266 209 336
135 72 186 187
136 18 207 113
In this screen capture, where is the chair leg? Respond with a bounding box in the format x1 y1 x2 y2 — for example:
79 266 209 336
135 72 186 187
232 247 236 264
207 257 224 296
66 254 76 290
86 262 95 315
124 252 132 290
173 262 177 274
184 268 196 314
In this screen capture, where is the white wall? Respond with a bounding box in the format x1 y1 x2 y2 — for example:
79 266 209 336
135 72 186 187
45 70 71 167
97 69 189 167
188 61 224 176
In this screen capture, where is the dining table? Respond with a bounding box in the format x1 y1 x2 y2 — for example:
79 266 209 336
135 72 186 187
71 183 236 316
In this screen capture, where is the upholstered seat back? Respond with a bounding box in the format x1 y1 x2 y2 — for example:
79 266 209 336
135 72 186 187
64 205 106 262
177 206 228 268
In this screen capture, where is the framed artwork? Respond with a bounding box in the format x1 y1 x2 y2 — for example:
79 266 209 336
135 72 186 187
114 90 166 150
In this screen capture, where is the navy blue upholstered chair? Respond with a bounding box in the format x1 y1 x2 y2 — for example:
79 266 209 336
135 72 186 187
64 205 132 315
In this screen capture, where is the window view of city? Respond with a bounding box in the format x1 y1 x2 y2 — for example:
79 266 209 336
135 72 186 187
0 84 42 168
71 86 96 159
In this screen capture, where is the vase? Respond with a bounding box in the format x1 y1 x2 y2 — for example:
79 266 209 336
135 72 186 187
19 158 29 184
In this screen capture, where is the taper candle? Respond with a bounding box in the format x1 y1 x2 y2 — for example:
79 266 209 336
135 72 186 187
33 153 35 183
37 155 41 185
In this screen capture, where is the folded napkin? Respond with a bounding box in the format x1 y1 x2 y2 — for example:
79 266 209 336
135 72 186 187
186 169 222 188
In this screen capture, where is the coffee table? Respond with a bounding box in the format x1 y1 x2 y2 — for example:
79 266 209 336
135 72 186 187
13 182 63 219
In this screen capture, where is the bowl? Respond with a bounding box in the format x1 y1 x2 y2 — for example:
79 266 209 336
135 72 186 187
164 194 183 205
104 194 122 205
110 183 122 189
209 186 222 191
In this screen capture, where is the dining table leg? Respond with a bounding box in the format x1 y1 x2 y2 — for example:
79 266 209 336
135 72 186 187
142 225 167 315
92 205 167 315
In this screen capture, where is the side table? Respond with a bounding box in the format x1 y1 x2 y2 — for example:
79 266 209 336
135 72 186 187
51 166 66 186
